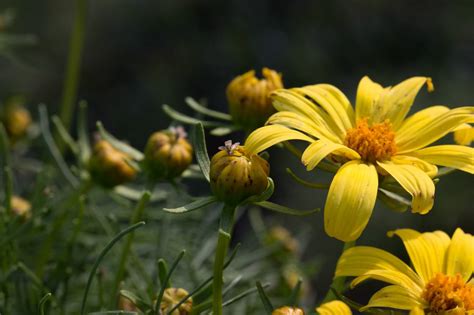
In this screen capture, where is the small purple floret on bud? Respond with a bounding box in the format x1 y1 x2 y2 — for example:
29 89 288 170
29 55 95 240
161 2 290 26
218 140 240 155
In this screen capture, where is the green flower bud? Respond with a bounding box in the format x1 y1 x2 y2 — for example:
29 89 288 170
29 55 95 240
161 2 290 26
144 126 193 180
160 288 192 315
89 140 137 187
11 196 32 221
1 96 32 143
226 67 283 131
210 140 269 205
272 306 305 315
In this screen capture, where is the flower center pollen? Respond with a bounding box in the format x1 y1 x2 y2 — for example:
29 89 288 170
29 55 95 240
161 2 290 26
422 273 474 313
344 119 397 163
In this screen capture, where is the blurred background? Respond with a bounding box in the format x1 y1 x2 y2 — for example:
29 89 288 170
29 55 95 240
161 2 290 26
1 0 473 310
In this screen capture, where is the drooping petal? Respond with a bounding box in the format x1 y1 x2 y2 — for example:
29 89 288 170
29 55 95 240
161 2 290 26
377 161 435 214
453 125 474 145
335 246 423 291
324 161 378 242
408 145 474 174
360 285 425 311
266 111 341 143
396 106 474 153
388 229 451 284
301 140 360 171
376 77 433 129
391 155 438 178
445 228 474 282
296 85 354 133
244 125 313 155
355 76 386 123
316 300 352 315
271 89 343 141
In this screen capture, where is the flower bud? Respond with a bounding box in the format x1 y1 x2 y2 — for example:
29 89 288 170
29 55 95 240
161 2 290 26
226 68 283 131
210 140 269 205
1 96 32 142
272 306 305 315
144 126 193 180
11 196 32 221
89 140 137 187
160 288 192 315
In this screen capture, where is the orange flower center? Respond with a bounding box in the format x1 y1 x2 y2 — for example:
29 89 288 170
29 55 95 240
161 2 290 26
422 273 474 313
344 119 397 163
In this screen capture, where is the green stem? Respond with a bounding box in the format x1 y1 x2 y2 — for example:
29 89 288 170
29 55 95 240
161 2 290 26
110 190 152 306
212 204 236 315
59 0 87 133
321 241 355 303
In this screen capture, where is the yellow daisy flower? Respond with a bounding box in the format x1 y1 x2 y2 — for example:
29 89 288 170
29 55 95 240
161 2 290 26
335 228 474 314
245 76 474 241
316 300 352 315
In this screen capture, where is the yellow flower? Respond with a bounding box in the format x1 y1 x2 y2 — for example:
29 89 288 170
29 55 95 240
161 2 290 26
160 288 193 315
316 300 352 315
245 76 474 241
335 228 474 314
272 306 305 315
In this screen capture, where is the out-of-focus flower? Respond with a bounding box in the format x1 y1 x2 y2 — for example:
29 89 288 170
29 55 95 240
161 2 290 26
226 68 283 131
11 195 31 220
1 96 32 143
144 126 193 180
272 306 305 315
335 228 474 314
210 140 269 205
265 226 300 255
118 294 138 312
453 125 473 146
245 76 474 241
160 288 192 315
315 300 352 315
89 140 137 187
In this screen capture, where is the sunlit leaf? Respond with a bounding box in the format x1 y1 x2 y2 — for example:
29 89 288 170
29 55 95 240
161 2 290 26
163 196 217 214
185 97 232 121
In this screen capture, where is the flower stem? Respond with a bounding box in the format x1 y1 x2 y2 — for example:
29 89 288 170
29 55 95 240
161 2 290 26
59 0 87 133
212 203 236 315
321 240 355 303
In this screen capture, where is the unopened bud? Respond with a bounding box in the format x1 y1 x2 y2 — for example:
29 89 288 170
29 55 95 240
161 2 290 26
11 196 32 221
226 68 283 131
272 306 305 315
1 96 32 142
89 140 137 187
210 140 269 205
160 288 192 315
144 126 193 180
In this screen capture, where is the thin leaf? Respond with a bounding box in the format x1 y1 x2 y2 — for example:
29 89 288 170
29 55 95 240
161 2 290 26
119 290 152 312
163 196 217 214
185 97 231 121
162 104 226 127
113 185 166 202
77 101 91 166
286 168 330 189
0 124 13 213
80 222 146 315
378 188 410 213
243 178 274 204
209 126 239 136
96 121 144 160
288 278 303 306
157 259 170 289
436 167 456 177
38 293 52 315
256 281 273 314
191 123 210 182
52 115 79 154
254 201 320 216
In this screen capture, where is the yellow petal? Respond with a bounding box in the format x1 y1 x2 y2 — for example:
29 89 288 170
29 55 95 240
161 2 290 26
397 105 450 139
396 106 474 153
316 300 352 315
377 161 435 214
360 285 425 311
301 140 360 171
335 246 423 292
410 306 426 315
391 155 438 178
296 85 354 133
324 161 378 242
317 84 355 124
454 125 474 145
377 77 433 129
408 145 474 174
388 229 451 284
271 89 343 141
244 125 313 155
355 76 386 124
445 228 474 282
266 111 341 143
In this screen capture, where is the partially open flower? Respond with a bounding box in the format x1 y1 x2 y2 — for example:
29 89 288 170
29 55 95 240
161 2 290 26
1 96 32 143
160 288 192 315
11 196 32 221
89 140 137 187
272 306 305 315
144 126 193 180
226 68 283 131
210 140 269 205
